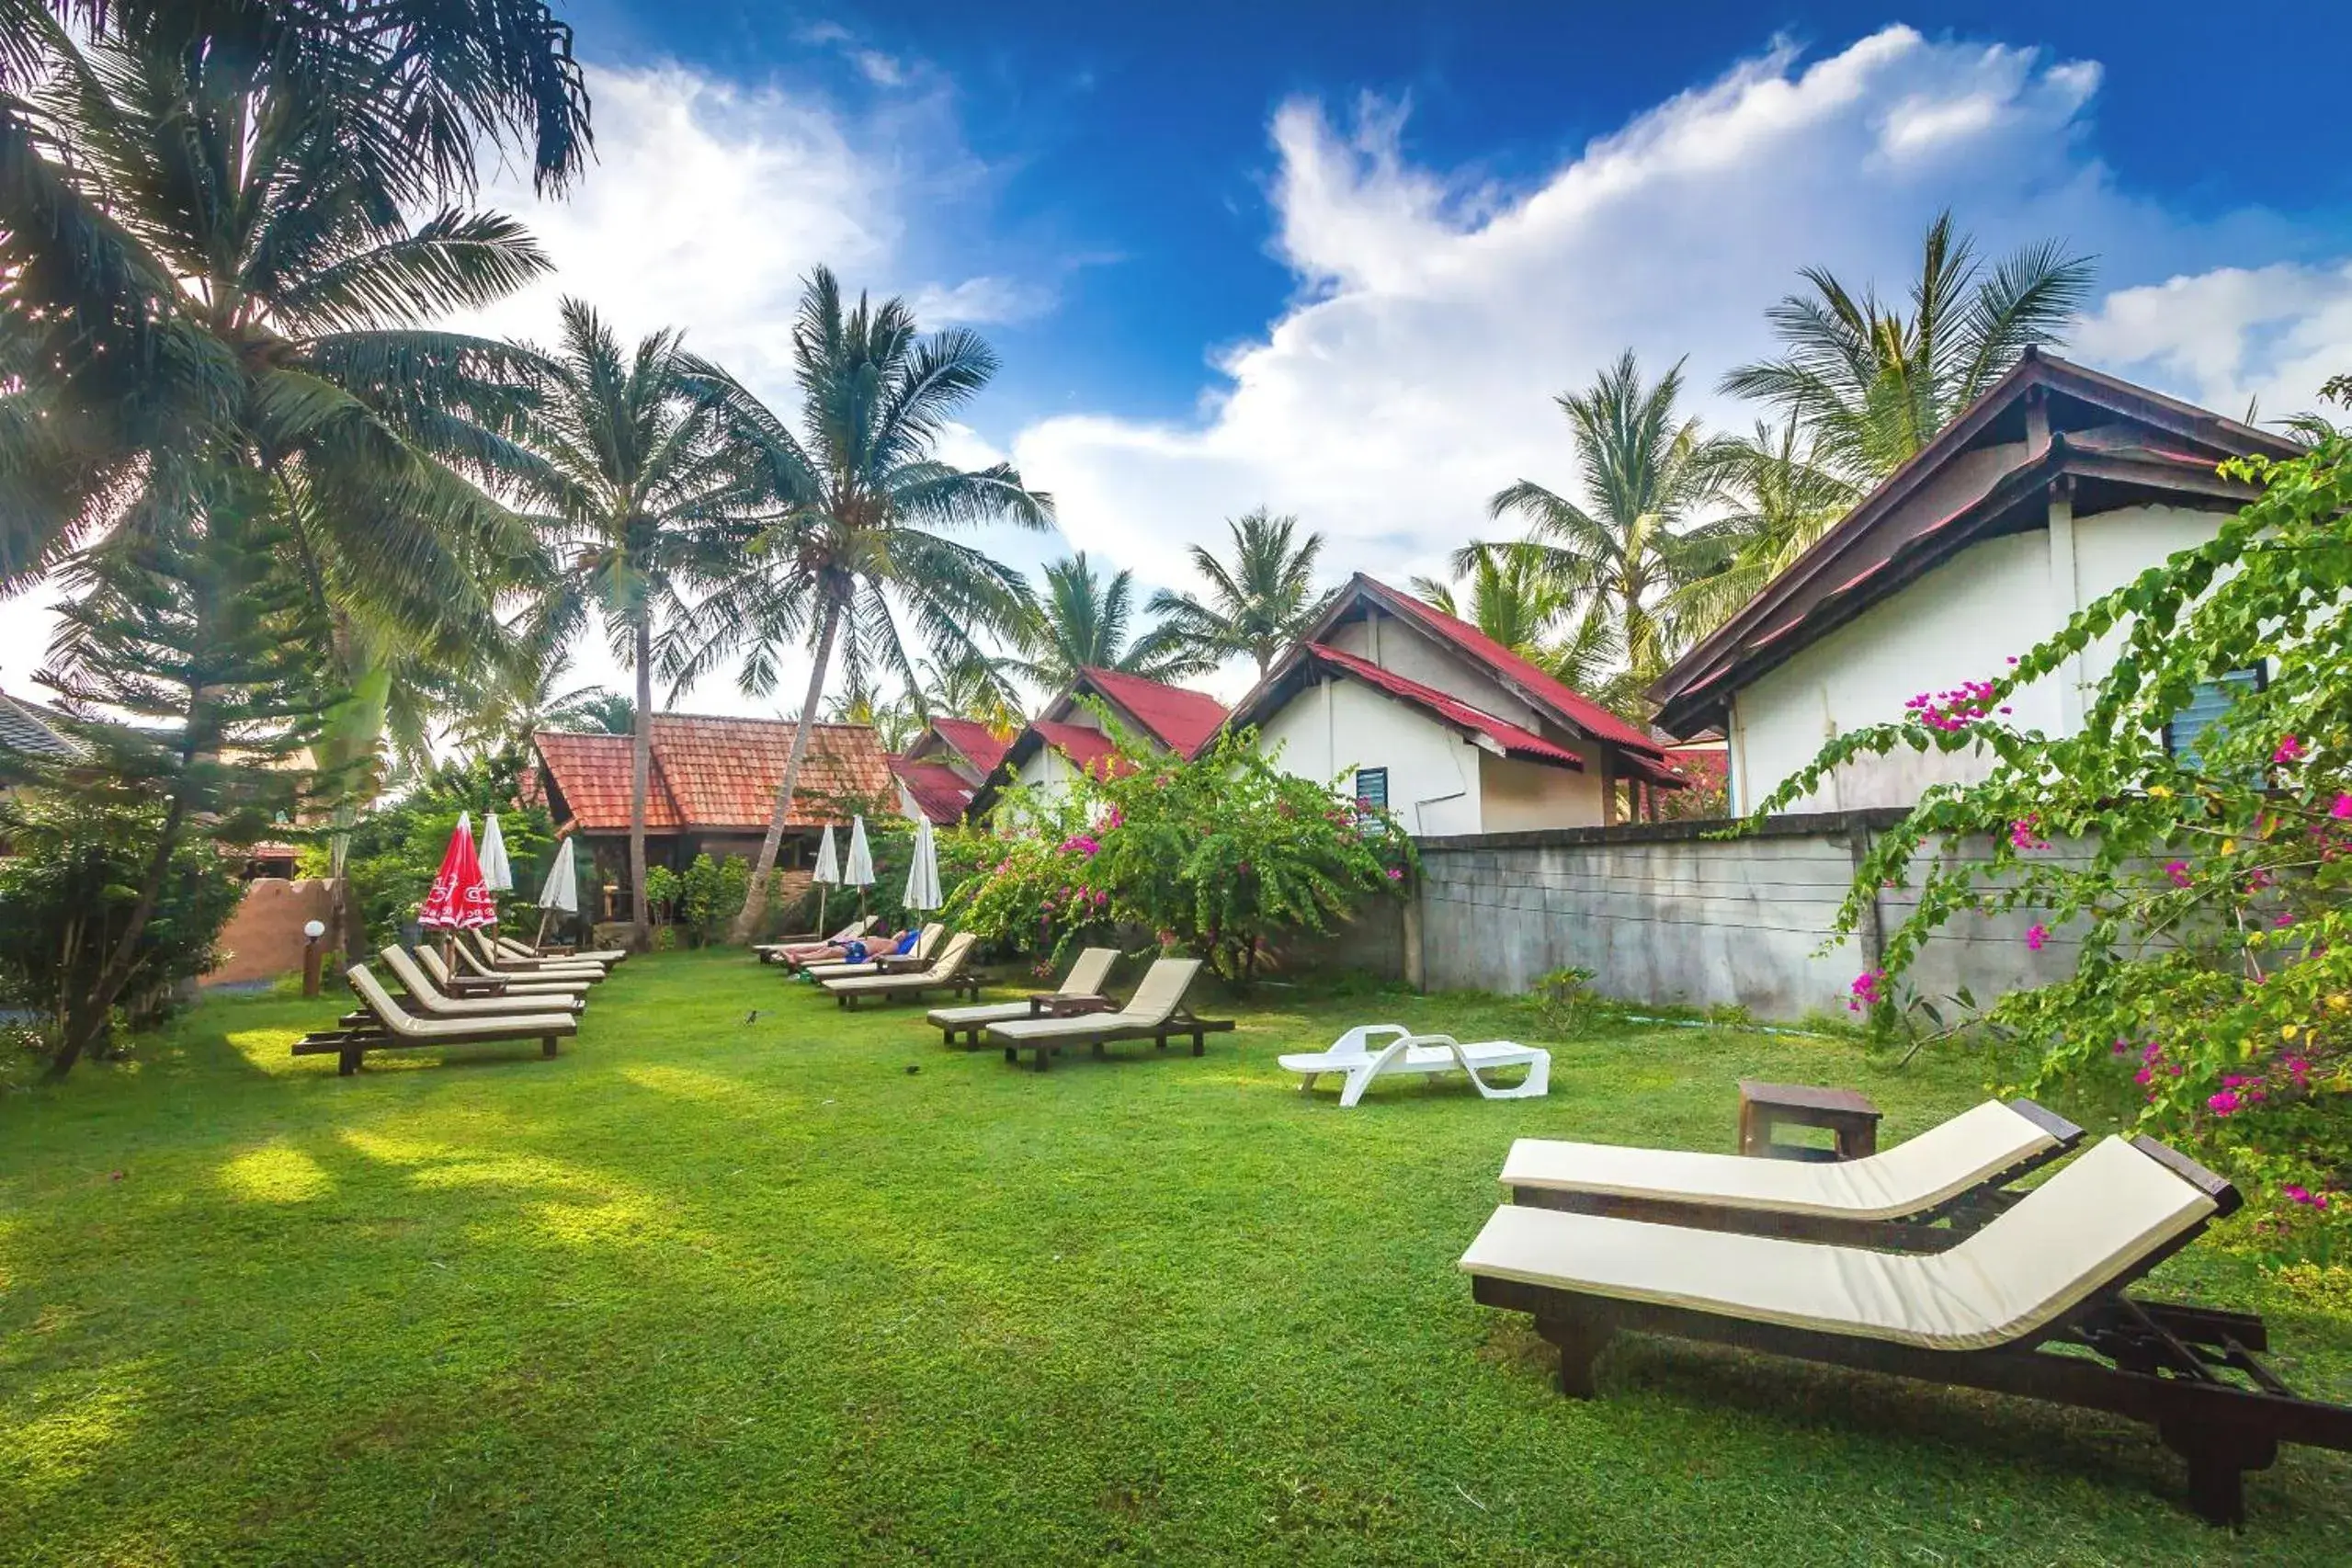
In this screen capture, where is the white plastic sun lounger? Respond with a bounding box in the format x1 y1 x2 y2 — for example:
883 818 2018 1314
1461 1134 2352 1524
1500 1098 2084 1249
381 946 585 1017
418 945 590 998
821 933 982 1006
1279 1024 1550 1108
927 947 1119 1044
801 923 944 981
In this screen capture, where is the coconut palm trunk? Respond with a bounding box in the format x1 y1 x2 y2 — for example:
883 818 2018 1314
629 609 654 950
732 602 840 942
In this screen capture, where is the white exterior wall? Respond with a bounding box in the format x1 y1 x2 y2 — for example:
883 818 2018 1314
1480 750 1605 830
1731 505 2224 812
1256 678 1486 836
1324 616 1550 732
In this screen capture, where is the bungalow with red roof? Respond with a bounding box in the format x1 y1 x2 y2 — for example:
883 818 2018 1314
532 713 892 914
969 667 1230 816
1647 351 2301 813
1221 574 1688 835
887 716 1015 825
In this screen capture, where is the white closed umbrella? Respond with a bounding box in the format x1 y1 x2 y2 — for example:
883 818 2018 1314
809 823 842 934
534 834 578 947
845 814 875 916
479 812 514 892
903 814 942 913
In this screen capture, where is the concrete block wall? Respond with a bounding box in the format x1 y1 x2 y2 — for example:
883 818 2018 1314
1409 812 2075 1021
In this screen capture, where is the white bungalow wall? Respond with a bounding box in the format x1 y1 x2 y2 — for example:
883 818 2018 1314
1731 503 2222 812
1256 676 1486 836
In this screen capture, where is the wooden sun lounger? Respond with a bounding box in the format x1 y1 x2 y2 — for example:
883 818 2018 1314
821 934 983 1008
756 917 873 964
459 931 605 983
418 945 590 999
1461 1135 2352 1525
927 948 1119 1044
1502 1098 2085 1252
800 923 944 980
293 965 578 1076
498 935 627 965
379 946 585 1018
985 958 1233 1071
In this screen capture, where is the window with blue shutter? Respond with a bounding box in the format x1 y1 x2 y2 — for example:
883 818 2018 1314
1353 767 1389 812
2165 666 2265 770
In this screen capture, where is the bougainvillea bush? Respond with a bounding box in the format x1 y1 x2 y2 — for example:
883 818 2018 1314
1758 408 2352 1261
948 721 1414 980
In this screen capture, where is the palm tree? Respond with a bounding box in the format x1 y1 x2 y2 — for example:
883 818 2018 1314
1 6 585 958
911 653 1024 732
1475 351 1733 691
1008 552 1206 691
1146 508 1336 677
0 0 591 584
676 267 1051 942
1412 542 1622 700
825 688 923 755
1666 417 1860 636
450 634 636 760
510 300 754 951
1721 210 2095 482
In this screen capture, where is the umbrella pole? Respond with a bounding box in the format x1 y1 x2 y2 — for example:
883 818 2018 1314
817 884 828 936
535 908 553 949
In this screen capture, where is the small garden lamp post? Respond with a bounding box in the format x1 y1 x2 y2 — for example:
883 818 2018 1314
301 920 327 997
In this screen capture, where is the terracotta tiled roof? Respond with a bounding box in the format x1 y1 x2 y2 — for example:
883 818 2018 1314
1357 580 1663 757
532 715 892 833
891 756 975 824
1028 720 1134 779
1308 645 1585 769
1073 667 1229 757
926 716 1012 777
533 732 677 830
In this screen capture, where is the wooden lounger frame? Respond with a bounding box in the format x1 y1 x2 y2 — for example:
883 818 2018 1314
999 1006 1234 1072
294 982 573 1077
1509 1098 2086 1253
1472 1138 2352 1525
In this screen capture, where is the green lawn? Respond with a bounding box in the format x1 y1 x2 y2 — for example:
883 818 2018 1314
2 949 2346 1566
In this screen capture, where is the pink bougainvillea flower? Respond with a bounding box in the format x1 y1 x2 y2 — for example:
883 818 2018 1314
2274 911 2296 927
2272 734 2306 765
2334 793 2352 821
2164 859 2192 888
2025 924 2049 952
2207 1090 2242 1116
1384 867 1403 881
2008 815 2048 851
2133 1066 2154 1086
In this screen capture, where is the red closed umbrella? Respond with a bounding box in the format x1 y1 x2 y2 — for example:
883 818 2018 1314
418 812 498 932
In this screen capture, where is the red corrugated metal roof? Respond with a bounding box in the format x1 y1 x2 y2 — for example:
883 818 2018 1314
1028 719 1135 778
890 756 974 824
1074 666 1229 757
532 715 892 833
1359 581 1664 756
1309 644 1585 769
927 716 1012 777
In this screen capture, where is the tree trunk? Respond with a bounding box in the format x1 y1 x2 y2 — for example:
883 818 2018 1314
629 612 654 952
730 602 842 943
51 790 190 1079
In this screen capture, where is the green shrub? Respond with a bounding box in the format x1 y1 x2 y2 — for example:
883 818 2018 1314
0 790 244 1063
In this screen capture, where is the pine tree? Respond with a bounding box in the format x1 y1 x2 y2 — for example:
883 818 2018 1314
35 467 341 1075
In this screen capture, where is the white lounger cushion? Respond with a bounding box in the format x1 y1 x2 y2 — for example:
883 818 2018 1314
381 948 583 1017
1460 1136 2216 1353
928 949 1117 1028
824 934 978 994
989 959 1199 1042
803 924 944 980
500 937 626 964
1500 1100 2060 1222
348 967 578 1040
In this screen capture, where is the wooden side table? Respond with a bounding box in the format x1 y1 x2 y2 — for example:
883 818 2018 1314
1737 1080 1881 1162
1029 992 1114 1018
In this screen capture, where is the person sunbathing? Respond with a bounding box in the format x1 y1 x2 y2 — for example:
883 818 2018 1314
790 928 915 967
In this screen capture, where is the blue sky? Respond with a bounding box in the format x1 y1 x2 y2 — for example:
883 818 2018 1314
7 6 2352 711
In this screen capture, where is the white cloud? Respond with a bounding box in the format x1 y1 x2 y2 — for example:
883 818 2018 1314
1010 25 2351 603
